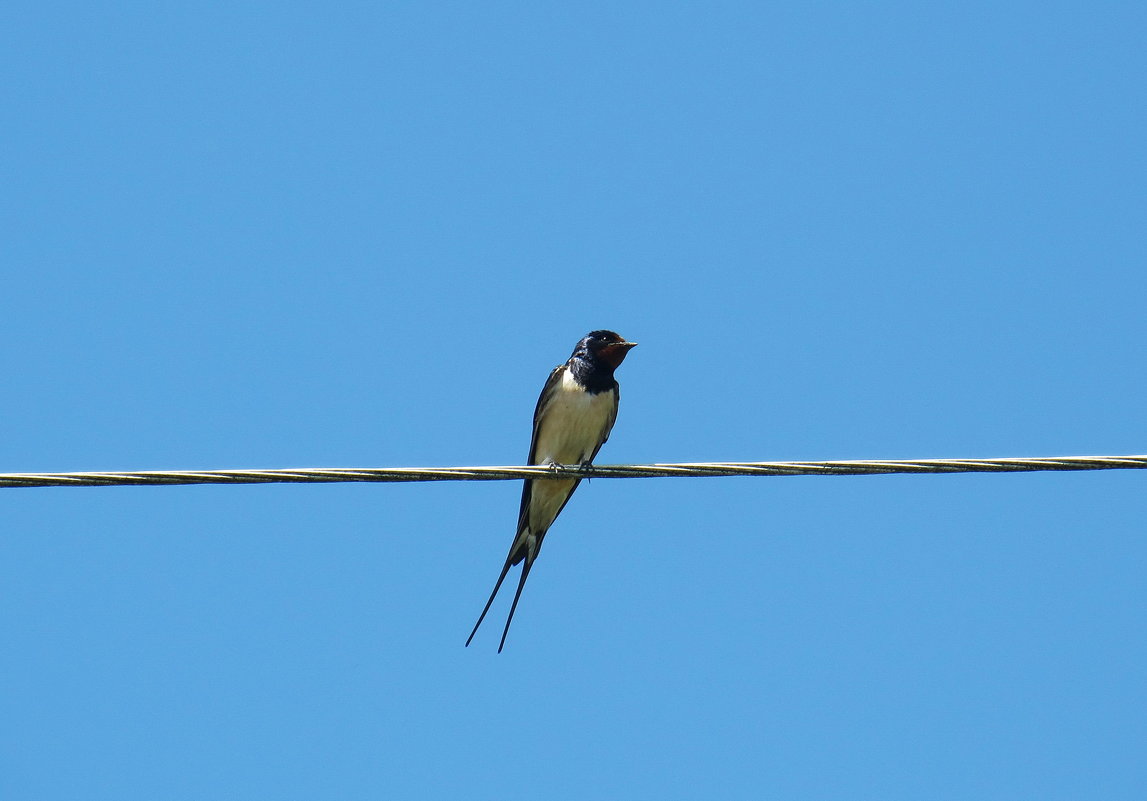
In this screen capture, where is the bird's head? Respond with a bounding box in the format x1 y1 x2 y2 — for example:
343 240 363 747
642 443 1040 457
577 330 637 370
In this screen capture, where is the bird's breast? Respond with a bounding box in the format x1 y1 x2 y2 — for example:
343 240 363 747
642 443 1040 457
532 369 616 467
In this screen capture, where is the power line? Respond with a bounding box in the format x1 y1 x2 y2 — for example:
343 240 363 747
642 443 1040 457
1 455 1145 489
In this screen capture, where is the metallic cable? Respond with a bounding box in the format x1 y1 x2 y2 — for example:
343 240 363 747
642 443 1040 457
2 455 1145 489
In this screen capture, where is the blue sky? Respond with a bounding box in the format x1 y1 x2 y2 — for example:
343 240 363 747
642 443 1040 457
3 1 1146 798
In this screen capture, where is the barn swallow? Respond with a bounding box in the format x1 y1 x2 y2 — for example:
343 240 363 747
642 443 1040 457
465 330 637 652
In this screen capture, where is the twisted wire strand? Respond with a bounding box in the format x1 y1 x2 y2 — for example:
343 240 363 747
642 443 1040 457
2 455 1145 489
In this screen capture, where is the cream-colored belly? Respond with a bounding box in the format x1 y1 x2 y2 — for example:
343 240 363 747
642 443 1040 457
525 369 615 534
532 370 615 467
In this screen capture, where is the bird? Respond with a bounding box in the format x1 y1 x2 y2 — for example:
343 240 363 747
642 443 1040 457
465 330 637 652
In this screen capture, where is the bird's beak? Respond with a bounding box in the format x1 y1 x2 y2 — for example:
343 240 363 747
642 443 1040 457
598 339 637 368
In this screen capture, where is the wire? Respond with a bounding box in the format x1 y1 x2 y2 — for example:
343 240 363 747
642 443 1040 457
1 455 1145 489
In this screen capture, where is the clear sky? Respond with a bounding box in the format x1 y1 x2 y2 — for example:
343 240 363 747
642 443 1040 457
3 2 1146 798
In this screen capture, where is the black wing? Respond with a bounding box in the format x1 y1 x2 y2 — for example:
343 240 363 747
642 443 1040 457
514 363 568 536
464 364 566 650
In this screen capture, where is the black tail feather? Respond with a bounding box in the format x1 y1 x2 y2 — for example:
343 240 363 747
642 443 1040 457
465 558 514 648
497 557 534 653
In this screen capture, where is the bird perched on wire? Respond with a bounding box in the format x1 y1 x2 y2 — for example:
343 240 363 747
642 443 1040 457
466 330 638 652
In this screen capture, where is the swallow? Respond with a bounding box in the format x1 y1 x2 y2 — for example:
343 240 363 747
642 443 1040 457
465 330 638 652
